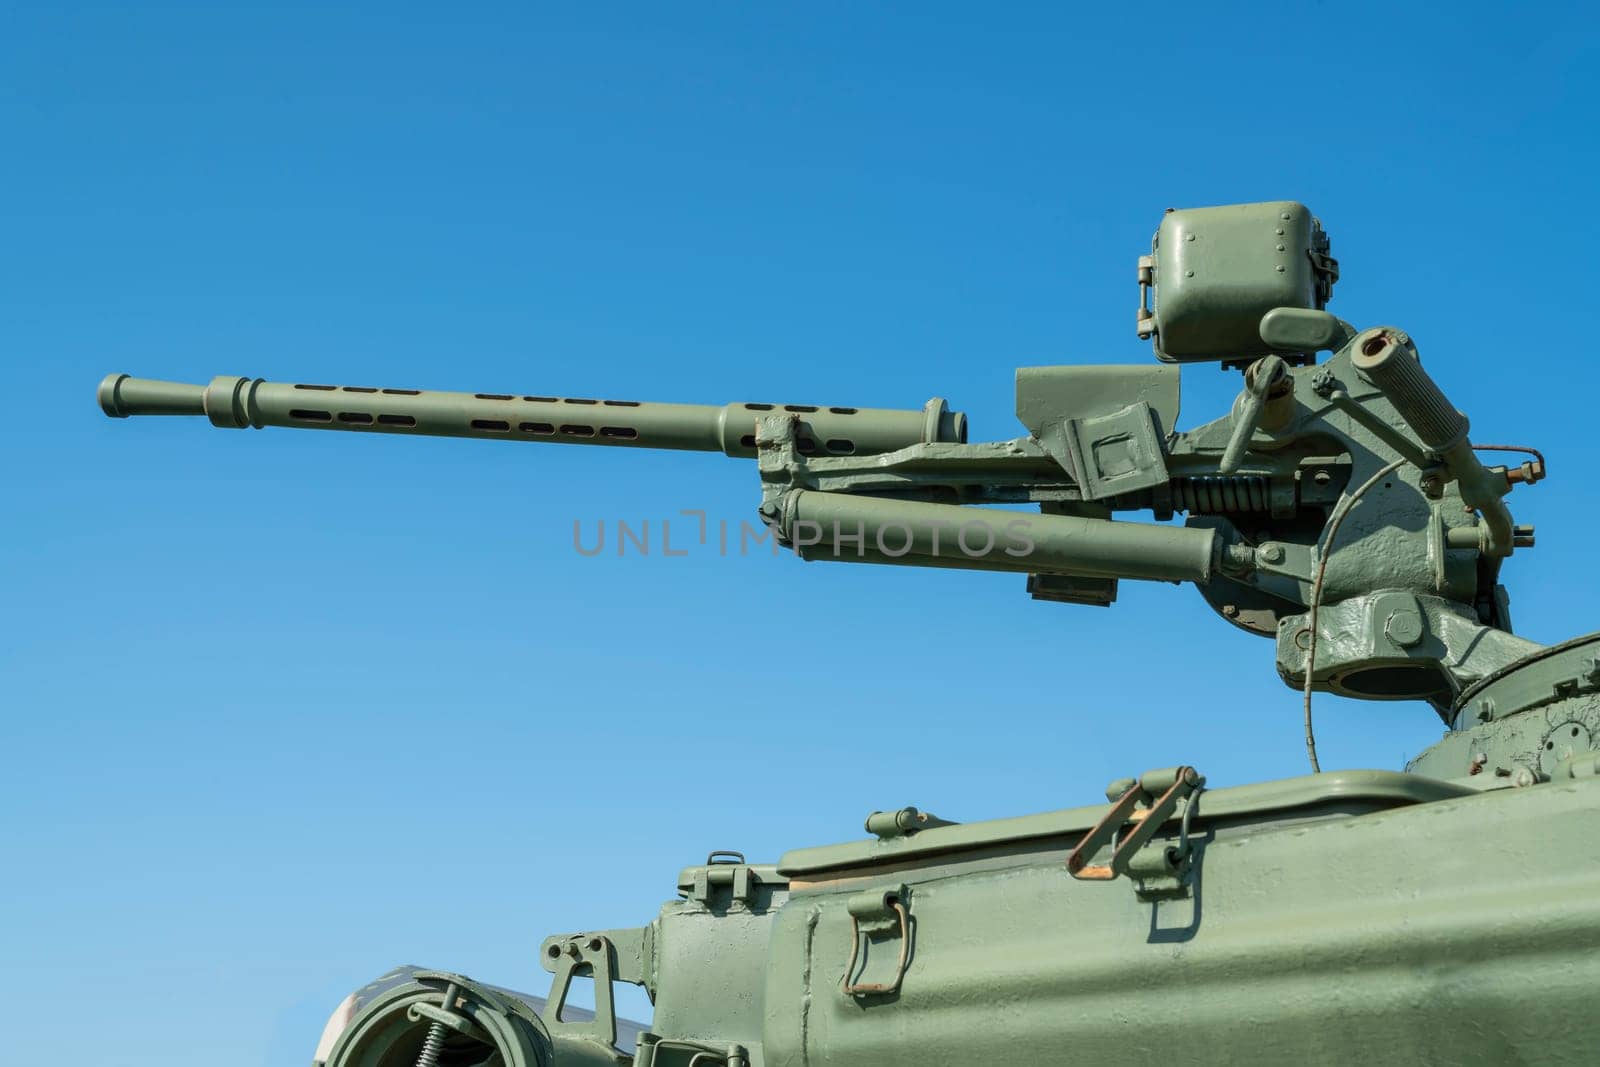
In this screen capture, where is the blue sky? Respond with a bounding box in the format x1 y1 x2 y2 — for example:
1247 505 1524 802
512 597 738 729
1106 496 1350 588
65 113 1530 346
3 4 1597 1064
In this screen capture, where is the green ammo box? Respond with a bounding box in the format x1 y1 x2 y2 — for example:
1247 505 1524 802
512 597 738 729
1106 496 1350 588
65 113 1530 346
1137 200 1337 363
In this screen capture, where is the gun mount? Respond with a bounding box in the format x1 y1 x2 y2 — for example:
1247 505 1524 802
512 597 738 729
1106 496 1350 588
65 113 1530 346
104 201 1600 1067
99 204 1546 726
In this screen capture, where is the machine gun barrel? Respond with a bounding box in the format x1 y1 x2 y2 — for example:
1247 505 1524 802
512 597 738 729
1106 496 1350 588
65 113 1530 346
98 374 967 459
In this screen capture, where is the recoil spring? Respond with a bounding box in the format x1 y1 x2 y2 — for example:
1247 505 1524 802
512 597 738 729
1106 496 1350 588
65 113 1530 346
1171 475 1270 513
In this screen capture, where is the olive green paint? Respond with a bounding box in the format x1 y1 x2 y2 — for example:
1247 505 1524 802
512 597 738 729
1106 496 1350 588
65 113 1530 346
101 201 1590 1065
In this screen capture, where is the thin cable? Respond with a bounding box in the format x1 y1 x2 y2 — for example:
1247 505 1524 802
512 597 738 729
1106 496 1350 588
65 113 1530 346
1302 458 1407 773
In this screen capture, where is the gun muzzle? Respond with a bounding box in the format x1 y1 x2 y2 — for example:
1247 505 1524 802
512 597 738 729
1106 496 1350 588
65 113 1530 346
98 373 965 459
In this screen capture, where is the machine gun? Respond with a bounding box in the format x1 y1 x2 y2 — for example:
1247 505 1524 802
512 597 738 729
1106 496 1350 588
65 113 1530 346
101 201 1542 714
105 202 1594 1067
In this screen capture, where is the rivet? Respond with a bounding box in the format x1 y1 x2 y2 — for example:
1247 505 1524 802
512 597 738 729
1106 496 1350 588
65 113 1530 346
1185 270 1194 277
1276 243 1286 252
1281 212 1291 220
1185 233 1196 242
1276 265 1285 272
1275 227 1285 235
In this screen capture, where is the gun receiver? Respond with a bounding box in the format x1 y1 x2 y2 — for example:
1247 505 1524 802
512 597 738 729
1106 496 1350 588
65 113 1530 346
97 373 967 459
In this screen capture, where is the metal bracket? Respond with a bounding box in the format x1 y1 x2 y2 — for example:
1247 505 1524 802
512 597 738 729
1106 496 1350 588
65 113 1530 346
1066 766 1203 883
1309 246 1339 305
539 926 654 1050
1059 401 1171 499
842 885 912 997
541 934 620 1049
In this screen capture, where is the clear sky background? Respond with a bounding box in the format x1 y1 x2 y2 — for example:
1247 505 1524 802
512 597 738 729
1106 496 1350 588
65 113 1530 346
4 4 1598 1065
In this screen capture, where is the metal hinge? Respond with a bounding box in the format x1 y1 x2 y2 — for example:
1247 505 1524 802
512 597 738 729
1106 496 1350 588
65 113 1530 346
684 850 763 906
1308 246 1339 306
1067 766 1203 899
1136 254 1156 339
865 806 956 839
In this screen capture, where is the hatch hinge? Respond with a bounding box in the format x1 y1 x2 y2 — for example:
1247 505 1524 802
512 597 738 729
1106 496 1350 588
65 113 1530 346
688 850 762 905
1308 238 1339 307
865 806 956 839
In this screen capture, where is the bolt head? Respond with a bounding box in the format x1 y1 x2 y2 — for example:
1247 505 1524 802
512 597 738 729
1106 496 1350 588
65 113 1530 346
1385 610 1425 648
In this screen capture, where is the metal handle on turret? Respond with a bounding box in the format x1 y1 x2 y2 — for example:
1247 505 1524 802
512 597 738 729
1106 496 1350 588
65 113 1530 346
1350 329 1468 452
98 374 966 459
1350 329 1514 556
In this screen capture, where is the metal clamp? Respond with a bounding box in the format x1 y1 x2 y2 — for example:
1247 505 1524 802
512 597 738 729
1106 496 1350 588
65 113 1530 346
842 886 911 997
1066 766 1203 882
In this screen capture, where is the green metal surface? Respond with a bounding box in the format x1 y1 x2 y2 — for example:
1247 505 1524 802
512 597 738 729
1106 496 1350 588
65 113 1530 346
764 779 1600 1066
97 373 966 458
98 200 1596 1064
